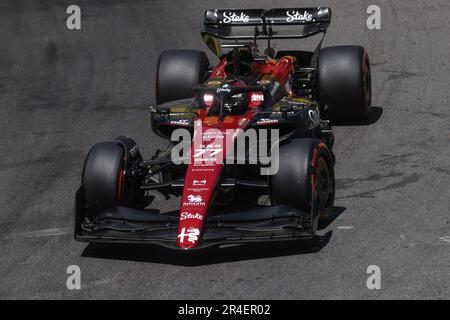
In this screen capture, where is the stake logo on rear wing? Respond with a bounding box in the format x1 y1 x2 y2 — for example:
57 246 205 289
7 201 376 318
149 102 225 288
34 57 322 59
205 9 264 26
266 8 331 25
286 10 313 22
203 7 331 39
222 11 250 23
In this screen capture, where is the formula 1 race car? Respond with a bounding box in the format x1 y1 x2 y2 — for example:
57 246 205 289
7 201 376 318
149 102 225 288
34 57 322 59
75 7 371 250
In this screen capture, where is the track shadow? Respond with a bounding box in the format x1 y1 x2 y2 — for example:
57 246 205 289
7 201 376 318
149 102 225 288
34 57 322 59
330 106 383 126
318 206 346 230
81 231 332 266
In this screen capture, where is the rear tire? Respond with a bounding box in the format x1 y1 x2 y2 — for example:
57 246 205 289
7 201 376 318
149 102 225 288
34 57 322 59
317 45 371 121
270 139 335 232
82 142 124 217
156 49 210 105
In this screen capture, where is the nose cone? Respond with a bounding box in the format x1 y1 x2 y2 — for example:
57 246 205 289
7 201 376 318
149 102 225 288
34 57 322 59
177 226 202 249
176 125 226 249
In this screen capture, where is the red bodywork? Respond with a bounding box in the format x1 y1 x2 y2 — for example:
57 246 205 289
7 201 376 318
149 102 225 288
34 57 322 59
210 56 295 83
176 56 294 249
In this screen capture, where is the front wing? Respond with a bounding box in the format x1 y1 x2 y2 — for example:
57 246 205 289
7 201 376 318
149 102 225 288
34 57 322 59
75 186 314 250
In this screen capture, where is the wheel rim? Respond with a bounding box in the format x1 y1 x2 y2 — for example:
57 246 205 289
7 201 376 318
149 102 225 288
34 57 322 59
315 157 334 215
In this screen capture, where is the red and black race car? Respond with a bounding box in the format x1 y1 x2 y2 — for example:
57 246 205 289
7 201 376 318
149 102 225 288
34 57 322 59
75 7 371 250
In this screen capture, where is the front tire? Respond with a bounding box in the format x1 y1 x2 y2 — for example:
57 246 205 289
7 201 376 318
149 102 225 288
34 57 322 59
82 142 125 217
270 139 335 233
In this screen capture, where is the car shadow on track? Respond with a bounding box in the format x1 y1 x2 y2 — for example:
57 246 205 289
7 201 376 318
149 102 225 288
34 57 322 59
318 206 346 230
81 233 331 266
331 106 383 126
80 206 346 266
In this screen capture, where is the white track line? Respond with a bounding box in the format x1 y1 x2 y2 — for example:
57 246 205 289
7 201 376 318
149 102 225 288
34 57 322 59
6 228 70 239
336 225 354 230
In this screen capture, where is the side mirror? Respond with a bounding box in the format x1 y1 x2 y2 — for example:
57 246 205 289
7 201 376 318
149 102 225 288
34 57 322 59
153 106 170 115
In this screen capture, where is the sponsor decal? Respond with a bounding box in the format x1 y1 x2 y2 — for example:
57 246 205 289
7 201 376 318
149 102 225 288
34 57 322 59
192 167 215 172
202 133 224 140
257 118 278 125
177 227 200 244
193 146 223 158
169 119 190 126
183 194 206 206
216 86 231 93
286 10 313 22
169 113 188 116
193 162 216 167
188 194 203 203
194 157 218 164
250 92 264 102
180 212 203 221
193 179 207 186
308 109 320 128
285 100 306 112
186 187 209 192
222 11 250 24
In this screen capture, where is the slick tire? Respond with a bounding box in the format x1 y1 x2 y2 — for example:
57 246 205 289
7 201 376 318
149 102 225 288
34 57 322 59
317 45 372 121
270 139 335 231
156 49 210 105
82 142 124 218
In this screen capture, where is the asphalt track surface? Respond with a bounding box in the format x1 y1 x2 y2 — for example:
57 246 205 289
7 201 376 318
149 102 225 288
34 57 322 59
0 0 449 299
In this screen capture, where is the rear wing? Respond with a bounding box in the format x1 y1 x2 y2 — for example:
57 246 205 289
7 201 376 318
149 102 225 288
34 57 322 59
202 7 331 40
